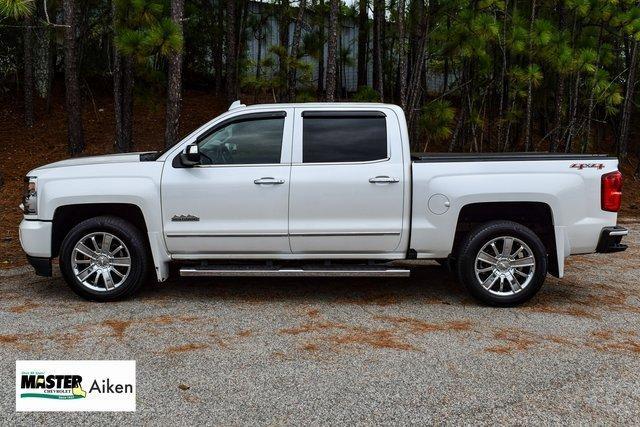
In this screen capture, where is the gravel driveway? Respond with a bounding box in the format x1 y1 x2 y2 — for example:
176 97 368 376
2 220 639 424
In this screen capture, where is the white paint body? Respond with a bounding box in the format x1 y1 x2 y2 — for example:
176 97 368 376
19 103 620 281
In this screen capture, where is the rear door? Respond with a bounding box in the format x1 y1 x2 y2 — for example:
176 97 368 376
288 108 405 254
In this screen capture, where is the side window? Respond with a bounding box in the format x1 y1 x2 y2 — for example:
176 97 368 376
198 117 285 165
302 113 388 163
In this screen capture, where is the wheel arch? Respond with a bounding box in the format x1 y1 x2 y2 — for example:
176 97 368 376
52 203 147 257
51 203 170 282
452 201 560 277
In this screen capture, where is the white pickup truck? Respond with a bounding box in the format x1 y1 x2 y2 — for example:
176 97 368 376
19 101 628 305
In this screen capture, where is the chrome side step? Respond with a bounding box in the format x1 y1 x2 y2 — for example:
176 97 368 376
179 265 410 277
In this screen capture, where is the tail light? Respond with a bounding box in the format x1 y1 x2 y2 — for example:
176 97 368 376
601 171 622 212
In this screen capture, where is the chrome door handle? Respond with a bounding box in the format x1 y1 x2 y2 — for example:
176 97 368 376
369 176 400 184
254 177 285 185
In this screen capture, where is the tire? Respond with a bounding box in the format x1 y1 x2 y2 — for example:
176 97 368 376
59 215 149 301
456 220 547 306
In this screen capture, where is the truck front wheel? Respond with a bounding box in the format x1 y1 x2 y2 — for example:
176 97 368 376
59 215 149 301
456 220 547 306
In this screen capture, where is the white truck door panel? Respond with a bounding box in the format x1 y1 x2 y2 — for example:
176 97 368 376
161 109 294 254
289 109 405 253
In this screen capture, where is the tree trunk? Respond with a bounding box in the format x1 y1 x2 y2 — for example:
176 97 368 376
164 0 185 148
317 0 325 95
45 26 55 114
24 14 35 127
406 1 431 126
113 48 123 150
396 0 407 110
279 0 290 99
116 56 134 152
372 0 383 100
63 0 85 155
287 0 306 101
325 0 338 101
523 0 537 151
564 74 580 153
214 0 225 94
112 1 124 151
357 0 368 88
619 37 638 158
496 1 508 150
226 0 237 102
551 1 565 152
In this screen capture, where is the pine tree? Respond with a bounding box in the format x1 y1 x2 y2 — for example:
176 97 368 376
63 0 85 155
325 0 339 101
164 0 185 147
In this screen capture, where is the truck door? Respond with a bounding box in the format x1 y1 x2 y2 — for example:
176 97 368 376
161 109 294 256
288 109 405 254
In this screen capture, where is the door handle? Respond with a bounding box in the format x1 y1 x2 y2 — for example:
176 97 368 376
369 176 400 184
254 177 285 185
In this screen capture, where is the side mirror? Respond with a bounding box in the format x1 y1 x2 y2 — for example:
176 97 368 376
180 143 200 167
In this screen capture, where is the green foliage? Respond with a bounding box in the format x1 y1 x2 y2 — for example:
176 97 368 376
419 100 456 143
0 0 33 18
352 86 381 102
241 44 313 102
114 0 182 62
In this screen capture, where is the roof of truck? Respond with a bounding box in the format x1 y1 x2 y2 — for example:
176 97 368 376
227 100 404 112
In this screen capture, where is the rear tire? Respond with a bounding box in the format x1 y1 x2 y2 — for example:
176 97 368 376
59 215 148 301
456 220 547 306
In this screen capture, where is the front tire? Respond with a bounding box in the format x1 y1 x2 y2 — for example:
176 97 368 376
59 216 148 301
456 220 547 306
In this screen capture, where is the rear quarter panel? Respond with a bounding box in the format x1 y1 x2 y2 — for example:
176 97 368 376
410 159 619 261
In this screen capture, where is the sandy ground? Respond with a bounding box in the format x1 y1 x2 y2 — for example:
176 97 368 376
0 220 638 424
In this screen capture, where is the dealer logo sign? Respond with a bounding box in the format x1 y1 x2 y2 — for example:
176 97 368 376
16 360 136 412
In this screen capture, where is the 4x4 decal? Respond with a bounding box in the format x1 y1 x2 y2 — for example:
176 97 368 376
570 163 605 170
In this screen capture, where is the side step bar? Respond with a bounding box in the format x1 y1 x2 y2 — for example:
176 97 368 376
180 265 411 277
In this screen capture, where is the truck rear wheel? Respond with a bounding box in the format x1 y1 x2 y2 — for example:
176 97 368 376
59 216 148 301
456 220 547 306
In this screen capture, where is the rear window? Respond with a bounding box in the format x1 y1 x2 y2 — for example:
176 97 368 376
302 113 388 163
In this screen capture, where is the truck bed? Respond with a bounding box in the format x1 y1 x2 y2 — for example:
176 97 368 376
411 152 615 162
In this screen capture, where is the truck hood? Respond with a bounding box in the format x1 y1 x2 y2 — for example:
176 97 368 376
31 152 151 172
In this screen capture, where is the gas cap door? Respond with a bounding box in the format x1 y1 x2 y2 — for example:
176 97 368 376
428 194 451 215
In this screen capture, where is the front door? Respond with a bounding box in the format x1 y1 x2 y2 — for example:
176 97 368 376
288 109 405 254
161 109 294 255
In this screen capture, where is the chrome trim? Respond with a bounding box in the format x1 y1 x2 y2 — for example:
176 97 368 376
168 231 400 238
289 231 401 237
180 267 410 277
369 176 400 183
291 157 390 166
254 177 285 184
193 163 286 168
166 232 288 238
609 229 629 236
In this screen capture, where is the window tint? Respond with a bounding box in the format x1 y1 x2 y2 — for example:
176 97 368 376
198 117 284 165
302 115 387 163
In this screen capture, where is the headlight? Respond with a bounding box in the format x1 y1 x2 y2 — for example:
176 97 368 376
22 176 37 215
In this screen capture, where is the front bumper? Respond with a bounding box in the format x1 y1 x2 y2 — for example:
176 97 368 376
596 226 628 253
19 219 52 258
19 219 53 276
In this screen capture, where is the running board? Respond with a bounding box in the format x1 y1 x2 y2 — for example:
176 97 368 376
179 265 411 277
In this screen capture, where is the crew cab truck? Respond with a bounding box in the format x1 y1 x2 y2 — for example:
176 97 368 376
19 101 628 305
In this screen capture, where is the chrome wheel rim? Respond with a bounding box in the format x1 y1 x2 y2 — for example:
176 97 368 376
72 232 131 292
474 236 536 296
